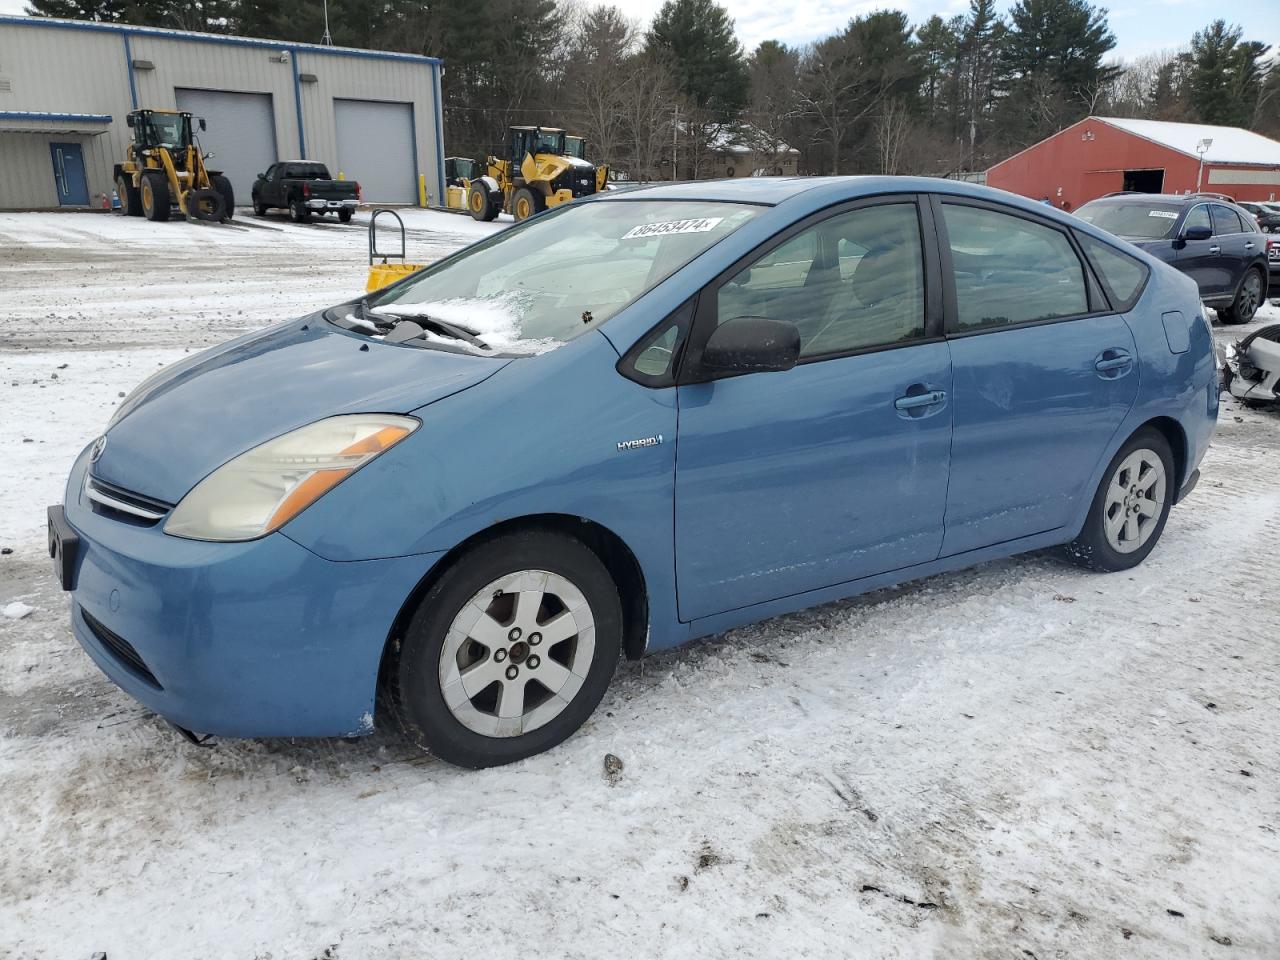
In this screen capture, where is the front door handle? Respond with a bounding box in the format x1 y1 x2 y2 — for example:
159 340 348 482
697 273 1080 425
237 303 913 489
1209 245 1221 254
894 390 947 411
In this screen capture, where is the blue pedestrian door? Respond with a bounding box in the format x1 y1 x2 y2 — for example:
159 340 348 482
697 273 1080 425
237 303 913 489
49 142 90 206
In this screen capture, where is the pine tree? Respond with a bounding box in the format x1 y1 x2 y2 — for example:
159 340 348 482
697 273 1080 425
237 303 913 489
646 0 749 121
24 0 129 21
1188 21 1271 127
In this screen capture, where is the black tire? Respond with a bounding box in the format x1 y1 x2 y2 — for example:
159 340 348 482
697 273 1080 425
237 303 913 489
185 187 226 222
289 198 311 223
1063 427 1175 572
388 530 622 768
140 172 170 221
116 174 141 217
512 186 545 222
210 174 235 222
338 208 353 224
1217 268 1265 325
467 180 497 222
253 196 268 217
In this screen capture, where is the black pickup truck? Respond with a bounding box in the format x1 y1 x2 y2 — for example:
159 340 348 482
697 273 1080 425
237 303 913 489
251 161 361 223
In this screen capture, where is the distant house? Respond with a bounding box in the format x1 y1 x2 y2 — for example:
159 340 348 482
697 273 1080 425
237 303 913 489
705 124 800 179
987 116 1280 210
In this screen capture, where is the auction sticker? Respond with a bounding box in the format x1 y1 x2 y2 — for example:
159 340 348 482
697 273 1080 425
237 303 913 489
622 217 724 240
1148 210 1178 219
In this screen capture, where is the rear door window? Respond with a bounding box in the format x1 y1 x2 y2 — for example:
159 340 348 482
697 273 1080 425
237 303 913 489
1211 205 1244 236
940 203 1089 331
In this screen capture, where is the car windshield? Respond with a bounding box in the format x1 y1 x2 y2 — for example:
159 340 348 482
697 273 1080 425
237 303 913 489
146 114 187 148
1075 199 1183 239
363 199 763 355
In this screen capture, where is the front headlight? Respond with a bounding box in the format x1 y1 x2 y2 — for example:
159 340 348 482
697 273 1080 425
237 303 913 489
164 414 418 541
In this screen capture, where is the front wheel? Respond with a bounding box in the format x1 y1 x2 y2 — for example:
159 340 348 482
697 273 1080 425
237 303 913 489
1063 428 1174 572
140 172 171 221
388 530 622 768
512 186 544 222
1217 268 1264 325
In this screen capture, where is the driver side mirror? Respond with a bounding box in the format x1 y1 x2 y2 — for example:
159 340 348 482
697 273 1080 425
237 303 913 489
1182 224 1212 242
126 114 135 128
701 316 800 376
199 117 207 132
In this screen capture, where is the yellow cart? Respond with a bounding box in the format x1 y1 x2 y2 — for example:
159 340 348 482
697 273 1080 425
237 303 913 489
366 209 426 293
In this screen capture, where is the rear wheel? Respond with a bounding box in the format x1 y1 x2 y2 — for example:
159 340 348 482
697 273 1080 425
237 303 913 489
467 181 498 222
1063 428 1174 572
1217 268 1264 325
210 174 235 222
289 198 310 223
512 187 544 222
140 172 170 221
116 174 141 217
388 530 622 768
338 208 353 224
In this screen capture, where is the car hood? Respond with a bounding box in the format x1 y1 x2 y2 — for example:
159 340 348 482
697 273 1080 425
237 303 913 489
93 316 509 504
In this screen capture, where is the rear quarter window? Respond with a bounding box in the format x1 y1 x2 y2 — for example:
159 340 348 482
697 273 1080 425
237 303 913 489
1076 233 1149 312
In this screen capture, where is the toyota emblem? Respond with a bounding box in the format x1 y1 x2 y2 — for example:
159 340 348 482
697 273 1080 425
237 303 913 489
89 435 107 463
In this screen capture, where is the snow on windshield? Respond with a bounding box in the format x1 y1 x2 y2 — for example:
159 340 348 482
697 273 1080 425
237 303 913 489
369 199 763 354
371 294 560 356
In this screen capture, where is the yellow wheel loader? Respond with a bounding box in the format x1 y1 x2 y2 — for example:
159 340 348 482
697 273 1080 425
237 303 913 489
114 109 234 223
464 126 608 223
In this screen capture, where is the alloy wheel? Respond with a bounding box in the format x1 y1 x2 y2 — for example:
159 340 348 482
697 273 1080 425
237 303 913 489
1103 448 1166 554
1239 273 1261 322
438 569 595 738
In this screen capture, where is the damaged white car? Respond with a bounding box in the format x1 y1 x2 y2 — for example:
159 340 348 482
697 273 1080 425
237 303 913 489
1223 324 1280 406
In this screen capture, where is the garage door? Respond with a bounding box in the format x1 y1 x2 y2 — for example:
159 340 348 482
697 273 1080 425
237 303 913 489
174 88 277 206
334 99 416 203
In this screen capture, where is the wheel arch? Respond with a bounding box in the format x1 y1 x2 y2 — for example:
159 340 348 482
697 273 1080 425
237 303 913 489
377 513 650 700
1137 414 1188 490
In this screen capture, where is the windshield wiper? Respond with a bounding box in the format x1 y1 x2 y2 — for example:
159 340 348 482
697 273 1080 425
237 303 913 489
375 311 493 351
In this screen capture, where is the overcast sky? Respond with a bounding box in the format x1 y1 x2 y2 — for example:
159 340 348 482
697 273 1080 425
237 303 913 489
0 0 1276 62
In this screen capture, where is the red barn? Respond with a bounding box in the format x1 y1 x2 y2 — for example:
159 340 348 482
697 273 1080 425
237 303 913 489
987 116 1280 211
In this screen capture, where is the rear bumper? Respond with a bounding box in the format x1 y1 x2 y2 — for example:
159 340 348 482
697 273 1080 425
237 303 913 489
305 198 358 211
60 447 440 738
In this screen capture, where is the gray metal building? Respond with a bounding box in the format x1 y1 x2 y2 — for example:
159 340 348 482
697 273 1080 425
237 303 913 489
0 15 445 209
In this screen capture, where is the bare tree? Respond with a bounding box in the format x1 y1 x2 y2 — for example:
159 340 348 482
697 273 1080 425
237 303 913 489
797 21 917 175
619 52 679 181
875 99 912 174
564 4 639 168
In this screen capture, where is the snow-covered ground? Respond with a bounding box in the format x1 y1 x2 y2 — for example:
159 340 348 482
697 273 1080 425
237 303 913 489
1 212 1279 958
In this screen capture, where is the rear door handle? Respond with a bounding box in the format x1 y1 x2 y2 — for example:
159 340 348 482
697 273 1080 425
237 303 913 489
1209 245 1221 254
1094 351 1133 374
894 390 946 411
1244 241 1255 249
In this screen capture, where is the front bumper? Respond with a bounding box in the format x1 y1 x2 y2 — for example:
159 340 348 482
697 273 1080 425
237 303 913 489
305 198 359 211
58 447 440 738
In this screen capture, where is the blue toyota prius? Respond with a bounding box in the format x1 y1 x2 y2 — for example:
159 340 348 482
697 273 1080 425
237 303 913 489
49 177 1218 767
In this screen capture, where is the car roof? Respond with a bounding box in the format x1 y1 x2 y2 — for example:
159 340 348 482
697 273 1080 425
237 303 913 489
1084 193 1241 207
603 175 1012 207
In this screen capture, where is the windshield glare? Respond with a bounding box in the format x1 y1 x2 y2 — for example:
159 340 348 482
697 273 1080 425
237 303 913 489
367 200 763 355
1076 200 1182 239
